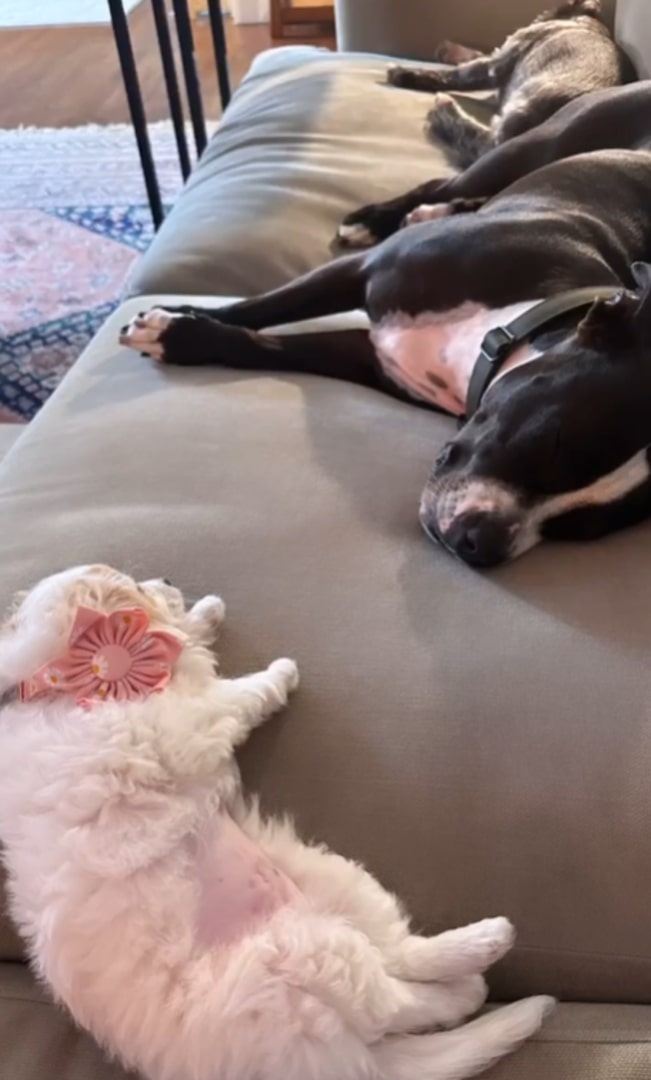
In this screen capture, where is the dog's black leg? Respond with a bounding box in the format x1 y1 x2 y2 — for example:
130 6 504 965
338 183 449 248
387 56 496 93
338 182 490 247
164 253 368 332
123 314 389 393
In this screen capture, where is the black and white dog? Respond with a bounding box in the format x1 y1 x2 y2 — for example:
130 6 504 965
122 82 651 568
384 0 631 170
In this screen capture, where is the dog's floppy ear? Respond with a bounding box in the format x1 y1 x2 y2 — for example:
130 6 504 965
576 291 639 350
577 270 651 351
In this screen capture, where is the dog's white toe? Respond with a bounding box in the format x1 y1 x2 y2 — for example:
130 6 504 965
403 203 452 227
467 916 516 964
119 307 182 360
337 222 376 248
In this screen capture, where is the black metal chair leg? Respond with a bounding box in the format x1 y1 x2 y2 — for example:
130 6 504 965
151 0 192 181
171 0 208 158
206 0 231 109
107 0 164 229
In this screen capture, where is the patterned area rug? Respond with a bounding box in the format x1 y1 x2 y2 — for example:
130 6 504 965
0 123 191 422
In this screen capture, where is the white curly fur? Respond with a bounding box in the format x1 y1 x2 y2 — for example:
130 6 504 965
0 566 553 1080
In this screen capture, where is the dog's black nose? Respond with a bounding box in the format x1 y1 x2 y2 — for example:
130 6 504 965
162 578 172 586
445 512 512 568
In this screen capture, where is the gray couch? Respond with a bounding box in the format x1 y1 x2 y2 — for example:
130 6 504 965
2 1 651 1077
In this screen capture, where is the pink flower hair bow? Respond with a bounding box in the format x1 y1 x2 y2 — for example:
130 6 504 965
20 606 183 707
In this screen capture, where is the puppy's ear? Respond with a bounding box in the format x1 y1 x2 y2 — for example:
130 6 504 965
576 291 639 350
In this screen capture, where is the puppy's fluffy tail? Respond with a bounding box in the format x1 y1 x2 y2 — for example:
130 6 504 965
372 996 554 1080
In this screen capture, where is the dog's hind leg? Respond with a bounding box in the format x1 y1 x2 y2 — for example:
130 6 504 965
236 811 515 985
385 918 515 982
167 252 367 331
385 976 487 1034
273 918 487 1043
373 997 554 1080
425 94 493 168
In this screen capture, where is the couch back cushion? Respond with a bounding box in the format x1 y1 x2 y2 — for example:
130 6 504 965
616 0 651 76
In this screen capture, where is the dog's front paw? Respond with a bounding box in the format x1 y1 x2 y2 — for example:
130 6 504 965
119 308 184 361
119 308 214 366
337 203 404 248
269 658 300 693
386 63 412 88
191 594 226 628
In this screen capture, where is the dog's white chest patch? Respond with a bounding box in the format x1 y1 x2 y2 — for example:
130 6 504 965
194 812 301 946
370 302 539 415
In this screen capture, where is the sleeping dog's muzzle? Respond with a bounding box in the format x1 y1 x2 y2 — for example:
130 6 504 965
420 270 651 567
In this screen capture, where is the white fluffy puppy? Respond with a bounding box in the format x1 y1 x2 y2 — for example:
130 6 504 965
0 566 552 1080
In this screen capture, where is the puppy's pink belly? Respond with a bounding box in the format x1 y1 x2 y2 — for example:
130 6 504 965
195 815 300 946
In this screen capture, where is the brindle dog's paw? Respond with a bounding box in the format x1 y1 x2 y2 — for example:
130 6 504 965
386 63 412 88
337 203 405 248
119 308 202 365
425 93 463 141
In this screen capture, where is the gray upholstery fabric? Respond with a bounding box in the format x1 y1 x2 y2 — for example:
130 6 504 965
334 0 617 60
2 963 650 1080
127 48 493 298
0 426 21 464
616 0 651 77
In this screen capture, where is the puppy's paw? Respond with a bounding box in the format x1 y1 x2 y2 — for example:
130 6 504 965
191 594 226 628
403 203 451 227
462 916 516 968
119 308 183 361
269 658 300 693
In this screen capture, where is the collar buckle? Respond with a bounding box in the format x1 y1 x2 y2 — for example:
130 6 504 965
479 325 517 364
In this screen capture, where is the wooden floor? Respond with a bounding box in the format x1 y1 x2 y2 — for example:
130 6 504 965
0 4 334 128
